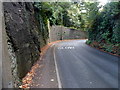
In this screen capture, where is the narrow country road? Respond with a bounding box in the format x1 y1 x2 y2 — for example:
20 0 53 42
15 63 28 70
52 40 119 88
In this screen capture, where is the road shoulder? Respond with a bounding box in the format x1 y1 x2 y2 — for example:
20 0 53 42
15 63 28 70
30 46 58 88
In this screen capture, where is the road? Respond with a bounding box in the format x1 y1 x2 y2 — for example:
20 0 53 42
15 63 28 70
52 40 119 88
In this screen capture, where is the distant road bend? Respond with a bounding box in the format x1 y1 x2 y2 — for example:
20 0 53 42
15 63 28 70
50 40 119 88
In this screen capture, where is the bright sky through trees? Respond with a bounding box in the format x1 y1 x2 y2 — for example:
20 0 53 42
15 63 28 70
98 0 108 6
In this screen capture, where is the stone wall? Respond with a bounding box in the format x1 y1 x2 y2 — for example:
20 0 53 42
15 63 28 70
3 2 41 87
49 26 87 42
2 17 13 88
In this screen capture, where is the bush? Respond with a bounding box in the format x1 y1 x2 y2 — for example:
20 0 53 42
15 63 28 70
86 40 92 45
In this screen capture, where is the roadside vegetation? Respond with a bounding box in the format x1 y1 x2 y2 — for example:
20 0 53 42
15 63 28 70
34 1 120 56
86 2 120 56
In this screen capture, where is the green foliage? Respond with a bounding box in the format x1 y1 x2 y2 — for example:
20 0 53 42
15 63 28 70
112 19 120 43
34 2 50 45
34 2 88 30
101 31 110 40
34 2 120 48
86 40 92 45
88 2 120 44
105 45 113 53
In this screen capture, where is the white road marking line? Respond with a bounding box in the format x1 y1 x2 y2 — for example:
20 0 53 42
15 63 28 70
50 44 54 47
53 45 62 88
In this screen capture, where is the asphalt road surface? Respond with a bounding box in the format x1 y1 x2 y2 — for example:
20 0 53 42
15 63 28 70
52 40 119 88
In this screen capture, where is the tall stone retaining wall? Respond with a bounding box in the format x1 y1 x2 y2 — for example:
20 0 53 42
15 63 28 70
49 25 87 42
3 2 42 87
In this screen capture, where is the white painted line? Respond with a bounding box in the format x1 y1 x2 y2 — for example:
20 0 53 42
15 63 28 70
53 45 62 88
50 44 55 47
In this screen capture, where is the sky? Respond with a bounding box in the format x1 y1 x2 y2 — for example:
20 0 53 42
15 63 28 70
98 0 108 6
